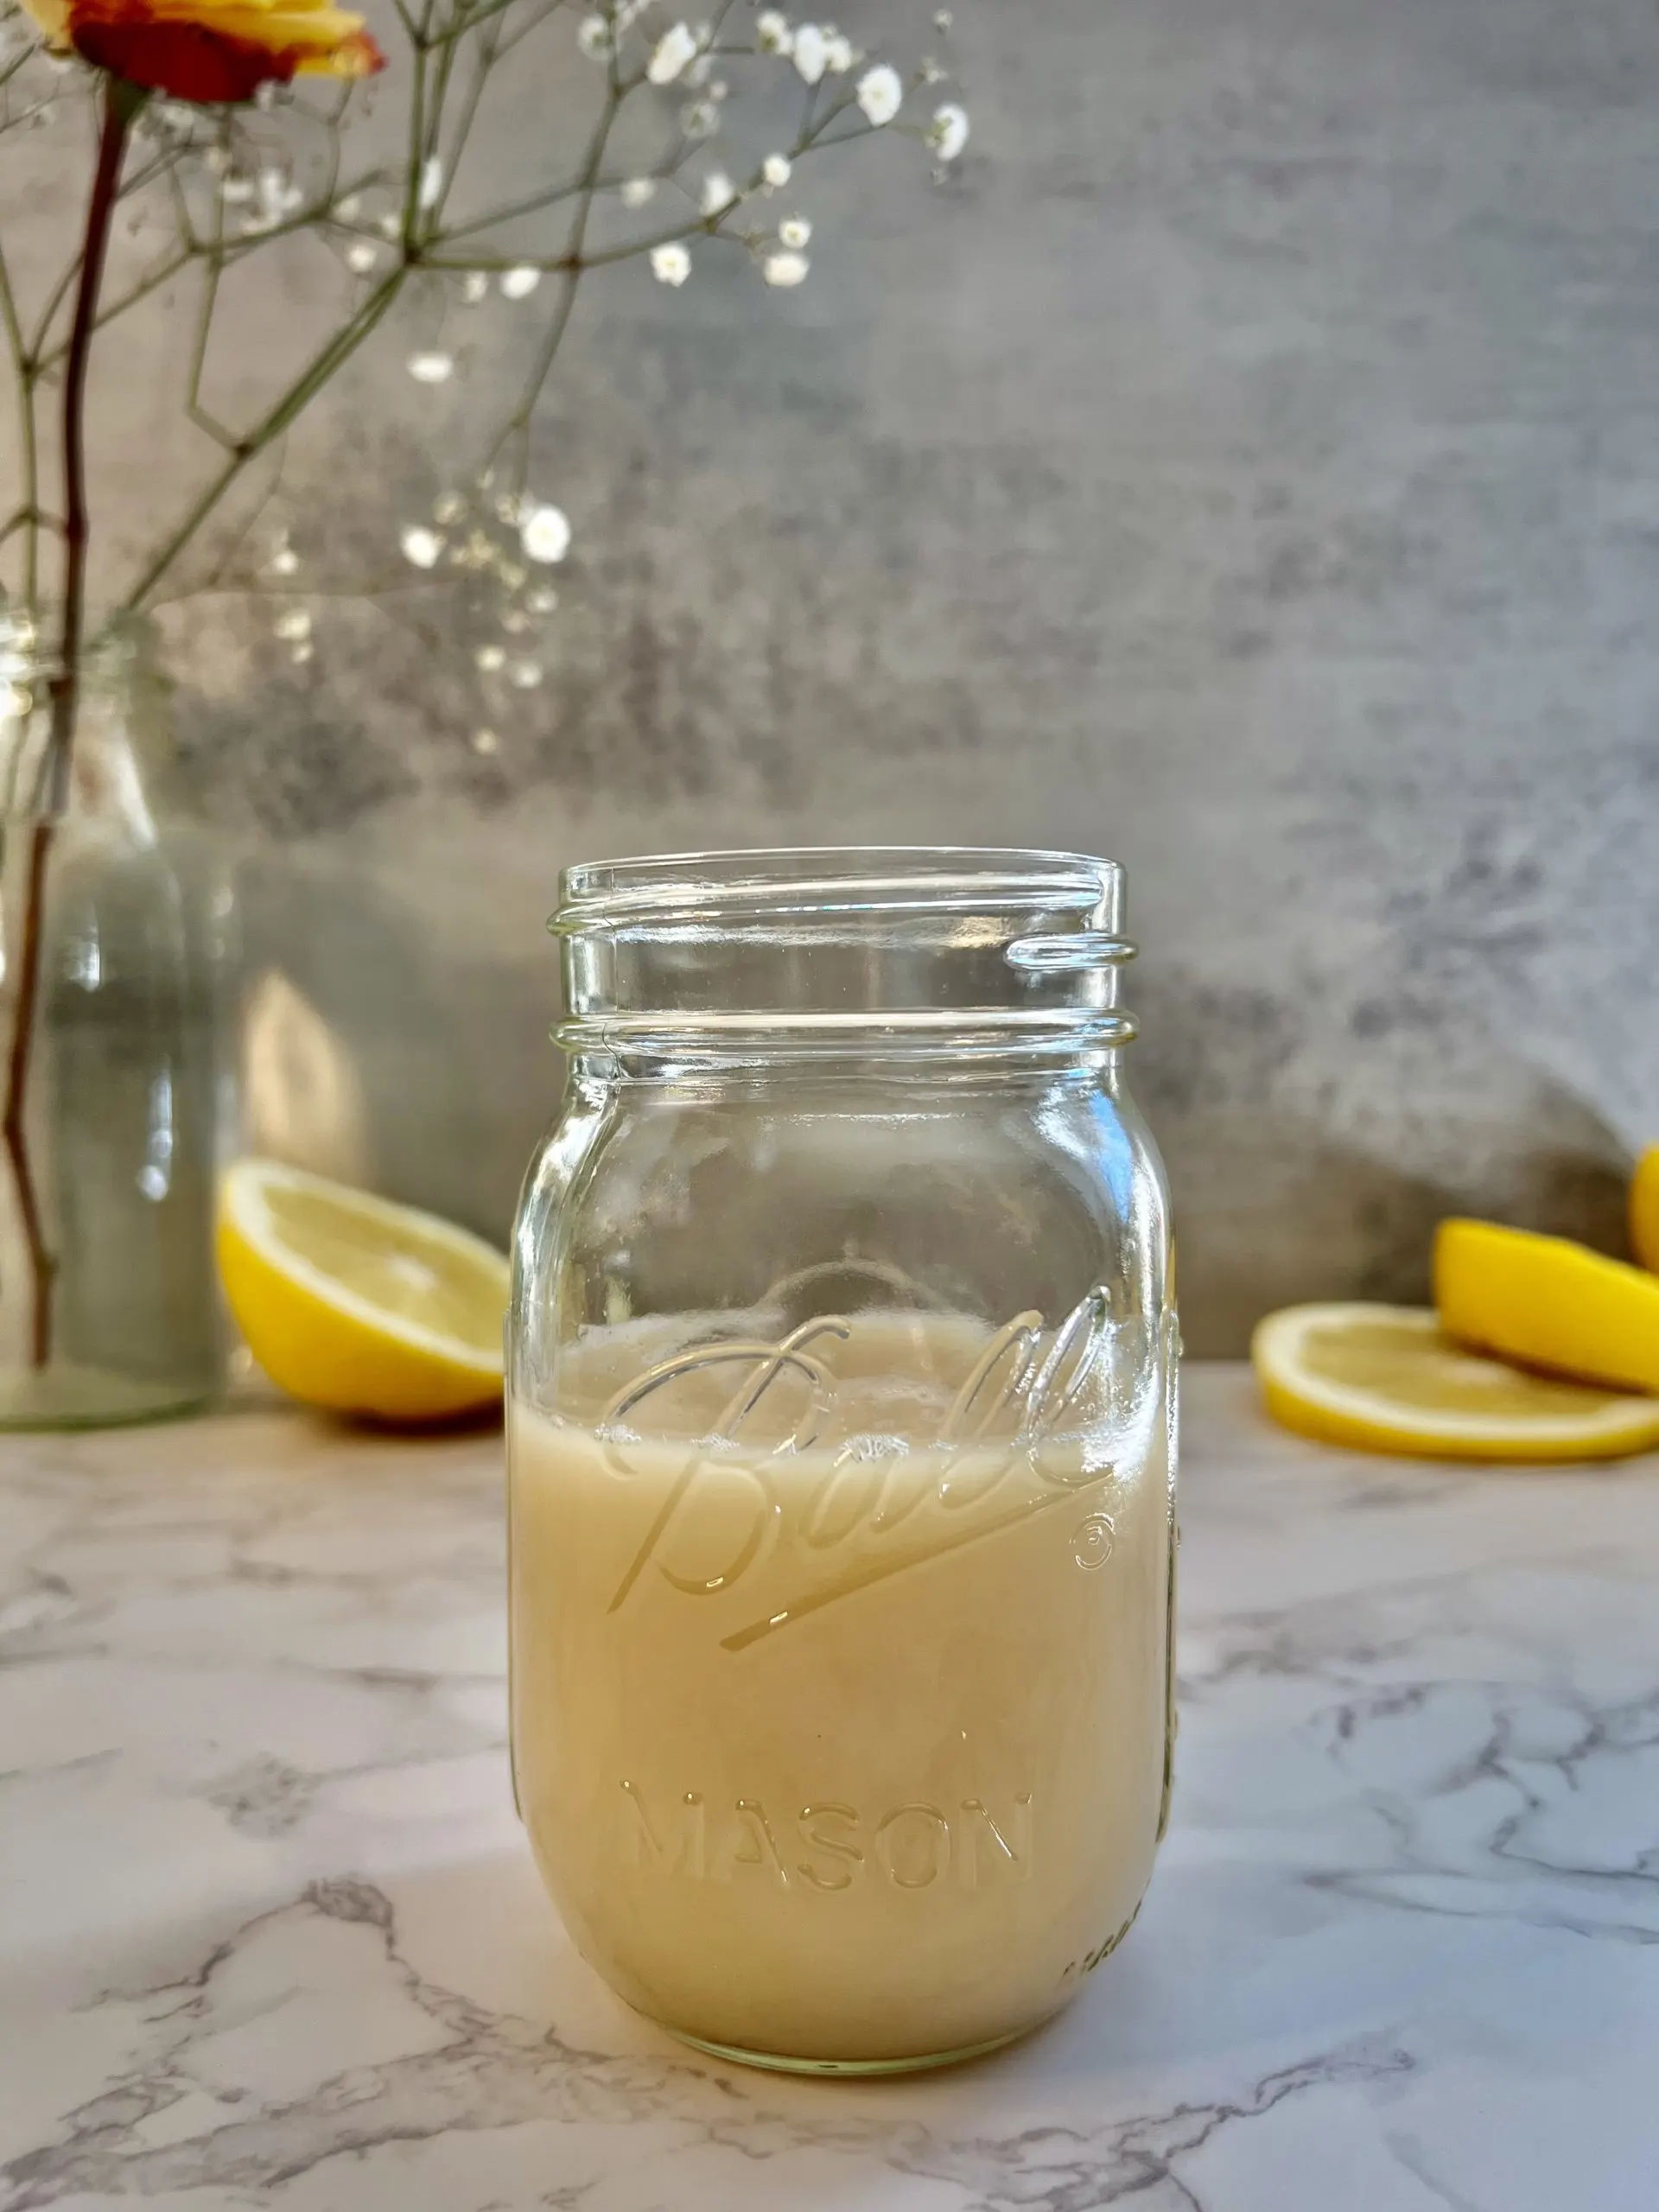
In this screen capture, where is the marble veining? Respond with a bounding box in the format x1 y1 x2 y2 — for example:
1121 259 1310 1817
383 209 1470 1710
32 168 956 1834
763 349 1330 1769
3 1371 1656 2209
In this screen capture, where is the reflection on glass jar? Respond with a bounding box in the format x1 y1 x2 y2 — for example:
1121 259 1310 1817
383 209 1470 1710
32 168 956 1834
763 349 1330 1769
508 849 1178 2074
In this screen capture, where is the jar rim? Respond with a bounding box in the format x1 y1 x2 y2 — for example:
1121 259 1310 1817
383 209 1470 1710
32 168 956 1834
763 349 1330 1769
554 845 1122 930
553 846 1137 1066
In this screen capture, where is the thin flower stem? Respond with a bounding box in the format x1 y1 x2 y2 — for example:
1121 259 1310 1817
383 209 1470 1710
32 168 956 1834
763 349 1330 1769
120 270 406 611
401 35 430 236
33 169 396 384
200 435 288 592
34 245 194 378
426 0 541 48
4 74 138 1372
429 8 506 227
435 174 588 242
47 78 137 796
185 176 234 448
3 821 55 1362
24 141 184 362
489 64 623 467
420 29 463 226
435 68 646 241
493 0 567 61
0 505 62 550
563 103 869 275
0 237 37 607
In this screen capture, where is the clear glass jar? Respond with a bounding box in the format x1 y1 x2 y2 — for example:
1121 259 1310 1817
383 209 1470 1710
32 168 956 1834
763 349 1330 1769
508 849 1178 2075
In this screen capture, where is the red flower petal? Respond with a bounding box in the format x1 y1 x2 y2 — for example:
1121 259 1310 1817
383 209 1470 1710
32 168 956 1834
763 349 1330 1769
72 16 300 99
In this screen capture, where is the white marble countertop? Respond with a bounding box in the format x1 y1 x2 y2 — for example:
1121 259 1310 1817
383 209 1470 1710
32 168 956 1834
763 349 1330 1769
3 1367 1657 2210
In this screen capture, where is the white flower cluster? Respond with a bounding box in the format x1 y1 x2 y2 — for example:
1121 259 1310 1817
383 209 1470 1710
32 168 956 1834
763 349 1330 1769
220 0 967 711
400 486 571 578
358 477 575 736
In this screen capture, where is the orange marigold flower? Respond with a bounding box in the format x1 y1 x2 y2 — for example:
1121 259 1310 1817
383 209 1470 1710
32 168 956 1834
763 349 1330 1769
20 0 384 105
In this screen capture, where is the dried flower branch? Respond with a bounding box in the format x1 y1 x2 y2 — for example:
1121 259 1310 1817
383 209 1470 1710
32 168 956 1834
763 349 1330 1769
0 0 969 1363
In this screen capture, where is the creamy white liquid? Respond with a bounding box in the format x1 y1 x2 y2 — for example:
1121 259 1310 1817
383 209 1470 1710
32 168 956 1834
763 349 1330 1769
509 1310 1174 2066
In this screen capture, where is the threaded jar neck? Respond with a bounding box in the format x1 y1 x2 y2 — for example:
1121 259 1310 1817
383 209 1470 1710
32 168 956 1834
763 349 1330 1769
551 847 1136 1068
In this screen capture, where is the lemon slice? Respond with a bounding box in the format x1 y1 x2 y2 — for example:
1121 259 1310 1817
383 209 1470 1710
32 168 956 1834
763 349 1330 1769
1434 1217 1659 1396
1633 1146 1659 1274
218 1159 509 1423
1252 1302 1659 1463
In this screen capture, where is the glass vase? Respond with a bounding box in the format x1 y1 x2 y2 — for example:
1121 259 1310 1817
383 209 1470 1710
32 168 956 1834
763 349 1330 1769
0 613 232 1427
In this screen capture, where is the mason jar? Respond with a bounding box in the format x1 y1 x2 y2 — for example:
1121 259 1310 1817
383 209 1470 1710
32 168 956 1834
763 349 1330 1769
507 849 1178 2074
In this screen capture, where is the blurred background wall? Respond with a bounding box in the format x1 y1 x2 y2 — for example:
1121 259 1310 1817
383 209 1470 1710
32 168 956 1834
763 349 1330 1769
12 0 1659 1351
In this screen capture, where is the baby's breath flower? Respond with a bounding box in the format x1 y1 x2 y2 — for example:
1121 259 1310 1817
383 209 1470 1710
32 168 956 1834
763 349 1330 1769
761 151 792 188
475 644 506 671
461 271 489 304
334 191 360 219
647 20 698 83
791 22 826 82
521 503 572 563
526 587 559 614
290 641 315 666
401 525 443 569
407 351 454 384
620 176 658 207
576 12 610 57
763 248 809 287
778 214 811 249
755 9 791 54
681 99 718 136
933 8 952 25
651 241 692 285
257 168 302 225
472 728 499 754
700 169 736 216
823 31 855 73
265 539 300 578
508 659 544 689
928 102 969 161
434 491 466 524
500 264 541 299
273 607 312 643
345 240 378 274
418 156 442 210
856 64 902 126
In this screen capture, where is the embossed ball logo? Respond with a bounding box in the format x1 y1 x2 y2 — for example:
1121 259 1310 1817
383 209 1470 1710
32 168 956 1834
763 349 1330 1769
579 1294 1160 1647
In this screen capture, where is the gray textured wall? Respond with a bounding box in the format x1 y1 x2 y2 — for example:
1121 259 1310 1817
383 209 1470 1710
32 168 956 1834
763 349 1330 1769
12 0 1659 1351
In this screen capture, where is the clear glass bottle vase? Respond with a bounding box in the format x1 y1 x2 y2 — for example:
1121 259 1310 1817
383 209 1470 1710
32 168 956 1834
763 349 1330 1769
0 613 232 1427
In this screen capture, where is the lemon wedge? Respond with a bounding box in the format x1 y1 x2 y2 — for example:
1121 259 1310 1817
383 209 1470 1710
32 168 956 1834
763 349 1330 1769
1633 1146 1659 1274
218 1159 509 1423
1252 1301 1659 1463
1434 1217 1659 1397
